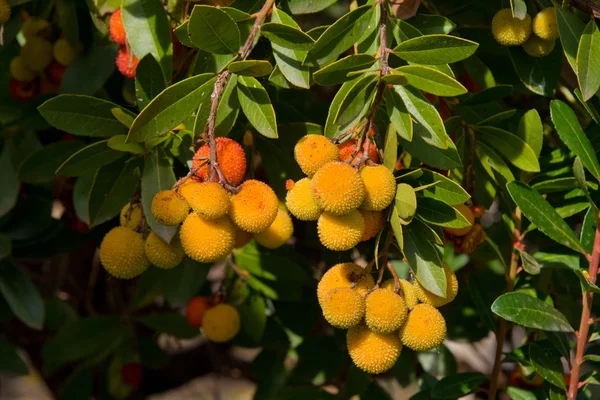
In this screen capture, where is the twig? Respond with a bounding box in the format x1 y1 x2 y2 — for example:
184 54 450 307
386 262 402 295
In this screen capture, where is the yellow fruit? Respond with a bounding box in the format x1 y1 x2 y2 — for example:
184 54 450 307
294 134 339 177
0 0 10 25
151 190 189 226
533 8 559 41
317 262 374 305
399 304 446 351
9 57 36 82
178 178 202 204
53 38 79 66
99 227 149 279
189 182 230 220
522 35 555 57
365 289 408 334
347 324 403 374
317 210 364 251
321 287 365 329
382 279 419 308
21 37 53 72
360 209 385 242
255 207 294 249
21 17 50 39
201 304 240 342
445 204 474 237
120 203 142 229
491 8 532 46
180 213 235 263
145 231 184 269
234 230 253 248
414 264 458 308
311 162 365 215
286 178 321 221
360 165 396 211
229 180 278 233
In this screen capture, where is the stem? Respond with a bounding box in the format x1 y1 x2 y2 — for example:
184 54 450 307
386 262 401 295
568 216 600 399
489 208 522 399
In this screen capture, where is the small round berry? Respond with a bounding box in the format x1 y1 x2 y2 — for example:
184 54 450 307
189 182 230 220
201 304 240 342
53 38 80 66
192 138 246 186
120 203 142 229
360 209 386 241
99 227 149 279
532 8 559 41
347 324 403 374
180 213 235 263
229 180 278 233
9 57 36 82
365 288 408 334
311 162 365 215
382 279 419 308
21 17 50 39
151 190 189 226
360 165 396 211
317 210 364 251
492 8 532 46
145 231 185 269
399 304 446 352
255 207 294 249
45 59 66 85
109 9 127 46
21 37 53 72
294 134 339 177
321 288 365 329
414 264 458 308
116 47 139 79
9 78 40 102
444 204 474 237
522 35 555 57
177 178 202 204
186 296 212 327
285 178 321 221
317 262 374 305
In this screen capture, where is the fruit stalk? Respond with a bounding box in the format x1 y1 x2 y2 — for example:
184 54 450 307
567 215 600 399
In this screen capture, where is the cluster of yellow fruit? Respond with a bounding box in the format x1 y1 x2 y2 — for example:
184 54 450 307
317 263 458 374
492 7 559 58
286 134 395 251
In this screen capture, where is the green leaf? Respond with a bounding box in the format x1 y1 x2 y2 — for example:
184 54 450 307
399 132 462 170
577 21 600 101
122 0 172 80
431 372 486 399
324 76 361 138
506 387 537 400
395 65 467 97
270 8 310 89
260 22 314 50
575 87 600 124
556 5 586 72
462 56 495 90
383 124 398 171
334 74 377 126
303 5 374 67
530 342 567 390
409 14 456 35
59 44 118 96
313 54 377 86
61 368 93 400
461 85 512 106
392 35 478 65
517 248 541 275
236 294 267 346
583 355 600 362
237 76 278 138
491 292 574 332
0 260 44 330
468 274 497 332
88 158 140 227
142 148 178 243
381 72 409 85
386 87 413 141
127 73 216 143
38 95 130 137
474 110 517 127
162 259 211 306
395 183 417 223
282 0 337 14
416 197 470 228
517 109 543 158
0 338 28 376
476 141 515 183
57 140 126 177
573 157 598 213
72 171 94 225
135 54 166 110
475 126 540 172
508 44 561 96
174 21 194 47
188 5 240 54
0 146 18 218
111 108 135 129
0 234 11 260
510 0 528 19
214 74 241 137
390 208 404 251
19 141 85 183
403 169 470 205
107 135 145 154
137 313 199 338
507 181 586 254
551 100 600 180
403 220 445 296
229 60 273 77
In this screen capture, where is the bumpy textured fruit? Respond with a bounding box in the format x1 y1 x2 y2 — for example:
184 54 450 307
109 9 127 45
21 37 53 72
317 262 374 305
21 17 50 39
311 162 365 215
317 210 364 251
178 178 202 204
229 180 278 233
189 182 230 220
145 231 185 269
338 139 379 167
180 213 235 262
360 209 385 241
9 57 36 82
414 264 458 307
234 230 253 248
382 279 419 308
193 138 246 186
360 165 396 211
445 204 474 236
0 0 10 25
294 134 339 177
285 178 321 221
9 78 39 102
522 35 555 57
201 304 240 342
151 190 189 226
321 287 365 329
186 296 212 327
347 324 403 374
399 304 446 351
45 59 66 85
99 227 149 279
492 8 532 46
53 38 79 66
533 8 559 41
255 207 294 249
120 203 142 229
116 47 139 78
365 289 408 334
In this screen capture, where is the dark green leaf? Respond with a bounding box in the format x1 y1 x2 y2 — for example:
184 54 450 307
575 88 600 124
61 368 93 400
530 342 567 389
215 74 241 137
137 313 199 338
0 234 11 260
517 248 541 275
393 35 478 65
417 345 457 378
283 0 337 14
396 65 467 97
409 14 456 35
573 157 598 213
135 54 166 110
508 45 561 96
577 20 600 101
19 140 85 183
381 72 409 85
474 109 517 127
581 206 597 254
313 54 377 86
229 60 273 77
476 141 515 182
72 171 94 225
403 220 445 296
270 8 310 89
59 44 117 95
461 85 512 106
431 372 486 399
475 126 540 172
0 338 28 376
404 169 470 205
188 5 240 54
491 292 574 332
0 260 44 330
174 21 194 47
0 146 18 218
162 259 211 306
386 87 413 141
111 108 135 129
399 132 462 170
107 135 145 154
334 74 377 126
416 197 470 228
237 75 278 138
556 5 586 72
236 294 267 346
468 274 497 332
324 76 361 138
260 22 314 50
57 140 126 177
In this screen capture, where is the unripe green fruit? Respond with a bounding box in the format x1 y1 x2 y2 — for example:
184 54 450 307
10 57 37 82
21 37 53 72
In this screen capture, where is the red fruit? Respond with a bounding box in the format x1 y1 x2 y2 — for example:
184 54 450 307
461 73 481 93
9 78 40 102
116 47 139 79
338 139 379 167
45 59 67 85
121 363 143 387
192 137 247 186
424 93 438 105
186 296 212 327
109 9 127 46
